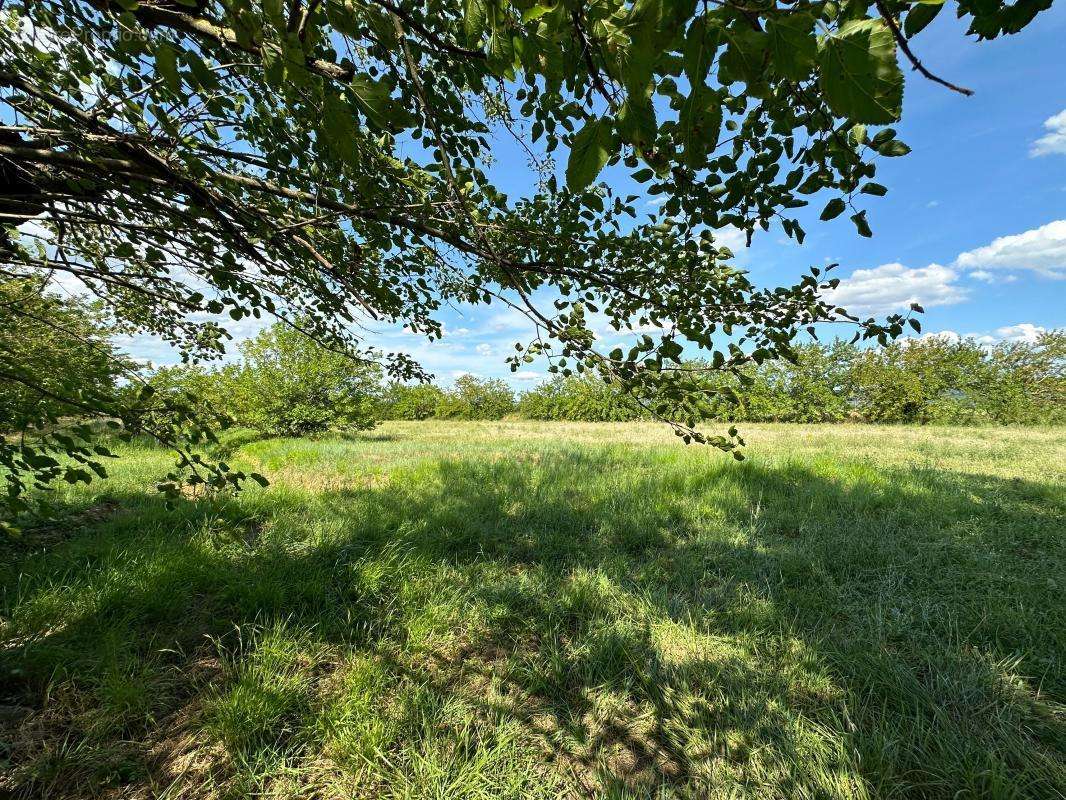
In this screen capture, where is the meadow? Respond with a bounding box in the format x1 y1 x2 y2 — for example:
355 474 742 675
1 422 1064 799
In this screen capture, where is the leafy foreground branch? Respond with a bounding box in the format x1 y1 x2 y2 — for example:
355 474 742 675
0 0 1053 509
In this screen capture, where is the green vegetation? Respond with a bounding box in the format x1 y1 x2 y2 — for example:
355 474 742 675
2 423 1063 798
149 323 383 437
5 0 1053 505
378 334 1065 425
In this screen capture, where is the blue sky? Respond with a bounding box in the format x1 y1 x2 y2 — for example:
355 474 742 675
114 5 1065 386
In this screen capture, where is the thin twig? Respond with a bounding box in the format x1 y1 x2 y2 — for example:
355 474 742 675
875 0 974 97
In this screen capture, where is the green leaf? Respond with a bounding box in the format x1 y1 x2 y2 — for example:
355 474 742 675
521 3 554 23
818 19 904 124
488 30 517 77
327 0 363 37
464 0 488 42
678 86 722 168
767 13 816 81
876 138 911 156
850 210 873 237
263 45 285 88
617 89 657 148
682 15 721 86
322 93 357 164
719 26 768 87
820 197 846 220
566 118 613 191
350 73 392 126
621 0 668 92
859 181 888 195
904 2 944 38
155 44 181 93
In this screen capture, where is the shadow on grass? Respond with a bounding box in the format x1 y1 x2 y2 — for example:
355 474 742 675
1 447 1063 797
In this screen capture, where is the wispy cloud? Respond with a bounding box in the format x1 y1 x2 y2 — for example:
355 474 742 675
1030 110 1066 157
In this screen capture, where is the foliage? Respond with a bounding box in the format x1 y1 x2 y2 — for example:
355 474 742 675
0 280 125 434
517 374 645 421
851 332 1065 424
1 0 1050 504
380 382 446 420
513 335 1065 425
150 324 384 436
433 375 516 420
0 280 259 518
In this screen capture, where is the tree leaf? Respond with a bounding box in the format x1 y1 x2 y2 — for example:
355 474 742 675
683 14 721 86
678 86 722 168
350 73 392 126
618 88 657 148
719 26 767 87
818 19 904 124
904 2 944 38
820 197 846 220
566 118 613 191
464 0 488 42
155 44 181 93
767 13 815 81
322 93 357 164
876 138 911 156
850 209 873 237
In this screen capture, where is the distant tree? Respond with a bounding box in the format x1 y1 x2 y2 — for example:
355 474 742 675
226 324 383 436
0 279 126 433
0 0 1051 505
979 332 1065 424
518 374 644 421
436 375 515 420
850 337 987 423
381 383 446 420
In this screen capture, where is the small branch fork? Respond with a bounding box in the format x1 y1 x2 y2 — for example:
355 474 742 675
874 0 974 97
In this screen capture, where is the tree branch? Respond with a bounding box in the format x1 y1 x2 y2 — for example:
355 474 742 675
875 0 974 97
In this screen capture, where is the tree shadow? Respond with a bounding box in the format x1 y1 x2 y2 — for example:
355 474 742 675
1 446 1063 797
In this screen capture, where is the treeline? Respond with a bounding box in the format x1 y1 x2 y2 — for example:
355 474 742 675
381 335 1065 425
5 309 1061 440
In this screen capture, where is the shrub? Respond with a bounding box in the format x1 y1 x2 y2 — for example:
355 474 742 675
513 334 1064 426
380 383 445 420
0 279 128 433
148 324 382 437
434 375 515 420
517 375 645 421
228 325 382 435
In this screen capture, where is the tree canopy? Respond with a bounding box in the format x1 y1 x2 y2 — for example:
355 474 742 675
0 0 1052 508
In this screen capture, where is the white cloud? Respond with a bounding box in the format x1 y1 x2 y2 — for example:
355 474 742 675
475 342 494 357
953 219 1066 279
1030 110 1066 157
993 323 1046 343
908 322 1048 347
968 270 1017 284
823 262 967 316
713 226 748 252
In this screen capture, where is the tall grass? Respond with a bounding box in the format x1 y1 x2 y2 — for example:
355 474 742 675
1 423 1064 798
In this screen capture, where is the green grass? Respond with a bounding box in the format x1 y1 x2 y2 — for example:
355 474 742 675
1 422 1064 798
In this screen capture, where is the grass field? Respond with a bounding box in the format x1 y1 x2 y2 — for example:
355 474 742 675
1 422 1064 799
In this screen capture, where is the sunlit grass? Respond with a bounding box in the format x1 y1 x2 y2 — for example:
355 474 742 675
2 422 1064 798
